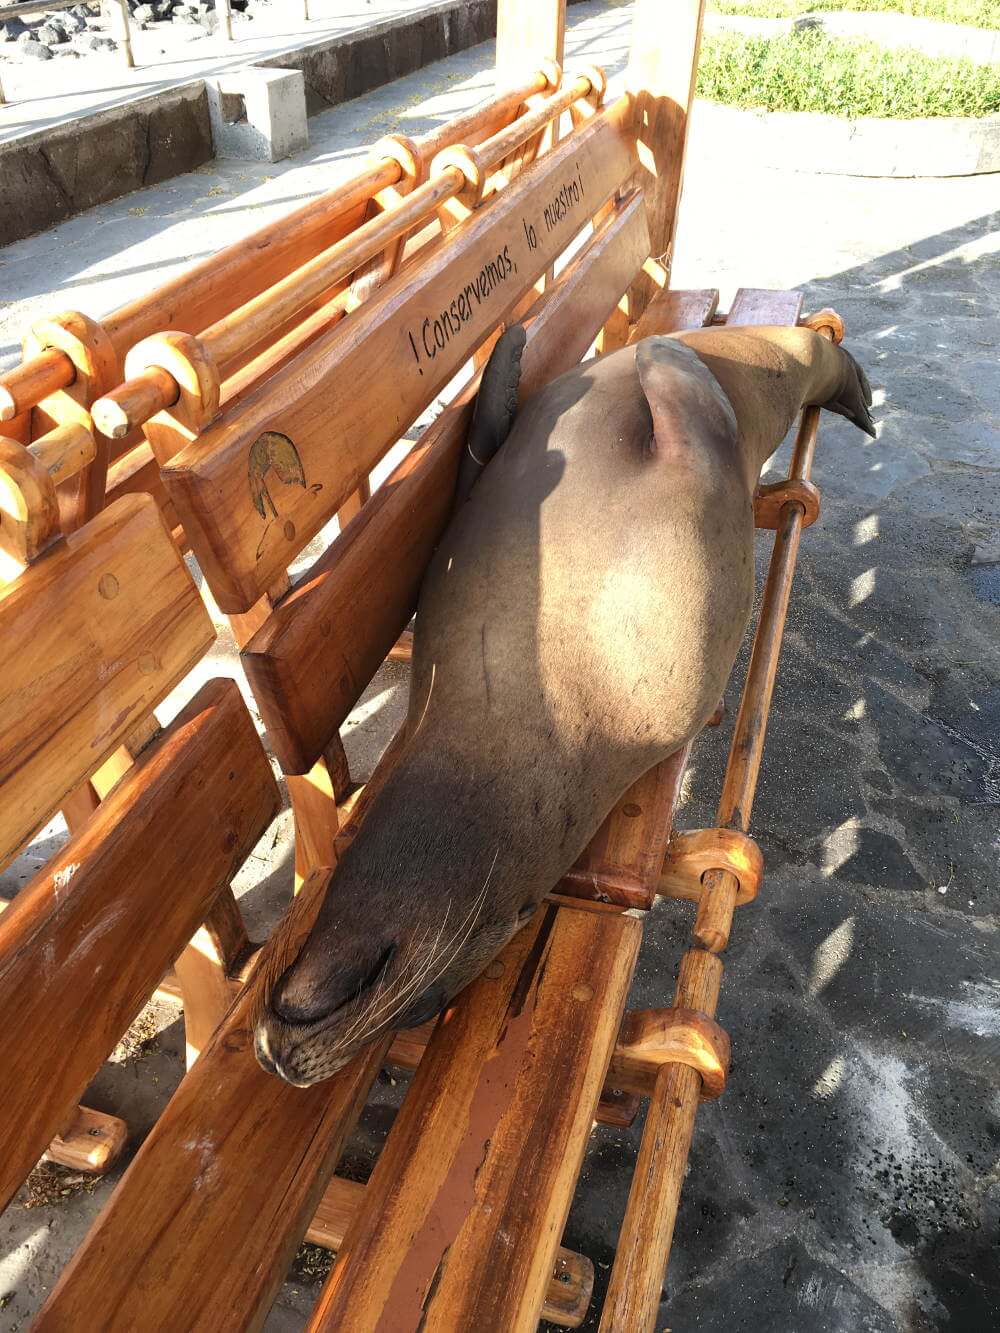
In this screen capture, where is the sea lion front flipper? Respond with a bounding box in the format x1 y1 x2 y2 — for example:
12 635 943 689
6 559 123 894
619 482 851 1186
454 323 526 507
822 346 876 439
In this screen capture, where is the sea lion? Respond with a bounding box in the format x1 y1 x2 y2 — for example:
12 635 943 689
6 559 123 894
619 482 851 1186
254 322 874 1087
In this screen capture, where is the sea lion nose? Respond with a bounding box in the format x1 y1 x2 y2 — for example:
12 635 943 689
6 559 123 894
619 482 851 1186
254 1022 315 1088
254 1023 279 1076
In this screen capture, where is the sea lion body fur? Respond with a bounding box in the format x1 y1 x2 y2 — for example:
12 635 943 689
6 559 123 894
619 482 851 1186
255 325 873 1086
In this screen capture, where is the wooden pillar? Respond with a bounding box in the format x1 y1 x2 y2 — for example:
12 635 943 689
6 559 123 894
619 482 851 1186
496 0 565 79
495 0 566 305
108 0 136 69
623 0 707 323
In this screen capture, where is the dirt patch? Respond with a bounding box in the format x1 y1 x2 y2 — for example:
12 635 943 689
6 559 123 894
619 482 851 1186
21 1162 102 1210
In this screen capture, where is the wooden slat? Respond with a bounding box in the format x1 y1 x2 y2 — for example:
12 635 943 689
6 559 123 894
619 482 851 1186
36 867 388 1333
386 1012 645 1118
305 1177 594 1328
560 744 690 910
497 0 565 78
624 0 706 322
162 98 638 615
243 190 651 775
307 903 641 1332
0 678 279 1212
628 286 719 342
724 287 803 327
0 494 214 866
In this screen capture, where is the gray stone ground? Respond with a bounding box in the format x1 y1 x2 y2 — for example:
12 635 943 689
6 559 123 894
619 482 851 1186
2 0 1000 1328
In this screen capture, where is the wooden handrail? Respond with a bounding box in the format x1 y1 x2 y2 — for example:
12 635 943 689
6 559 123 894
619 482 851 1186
0 69 555 426
93 69 602 441
0 348 73 424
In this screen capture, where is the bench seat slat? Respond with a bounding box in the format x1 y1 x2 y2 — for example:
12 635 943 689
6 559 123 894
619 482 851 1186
725 287 804 327
162 97 638 616
243 190 651 776
307 903 641 1332
561 742 691 909
629 286 720 342
0 493 213 866
0 678 279 1213
35 866 387 1333
305 1177 595 1328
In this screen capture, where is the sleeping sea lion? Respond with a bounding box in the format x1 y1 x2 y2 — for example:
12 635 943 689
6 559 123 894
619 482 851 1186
254 321 874 1086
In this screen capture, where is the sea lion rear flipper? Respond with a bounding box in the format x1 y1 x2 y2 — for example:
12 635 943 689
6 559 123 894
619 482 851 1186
454 324 526 507
634 336 739 453
822 346 876 439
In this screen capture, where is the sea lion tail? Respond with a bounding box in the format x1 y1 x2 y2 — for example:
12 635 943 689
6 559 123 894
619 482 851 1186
821 345 876 439
454 324 526 508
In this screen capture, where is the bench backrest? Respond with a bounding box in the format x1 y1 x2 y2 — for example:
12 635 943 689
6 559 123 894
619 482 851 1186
0 70 553 549
0 493 280 1209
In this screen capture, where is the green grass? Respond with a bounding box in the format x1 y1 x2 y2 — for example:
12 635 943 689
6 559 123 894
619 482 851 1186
708 0 1000 28
695 29 1000 116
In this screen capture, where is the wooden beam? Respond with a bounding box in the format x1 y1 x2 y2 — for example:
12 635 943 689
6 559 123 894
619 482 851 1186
624 0 707 321
44 1106 127 1176
0 678 279 1212
496 0 565 79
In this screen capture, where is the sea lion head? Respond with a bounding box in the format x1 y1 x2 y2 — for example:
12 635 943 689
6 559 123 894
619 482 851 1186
252 830 531 1087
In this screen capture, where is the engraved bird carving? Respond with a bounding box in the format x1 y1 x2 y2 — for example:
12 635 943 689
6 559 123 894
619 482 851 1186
248 431 306 520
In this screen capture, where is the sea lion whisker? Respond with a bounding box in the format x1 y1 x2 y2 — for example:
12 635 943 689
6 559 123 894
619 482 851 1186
330 881 489 1053
349 861 496 1043
325 912 449 1053
327 917 443 1051
329 911 457 1050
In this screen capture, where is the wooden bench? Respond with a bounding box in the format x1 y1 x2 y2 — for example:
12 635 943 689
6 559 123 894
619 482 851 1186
5 0 846 1325
0 492 280 1206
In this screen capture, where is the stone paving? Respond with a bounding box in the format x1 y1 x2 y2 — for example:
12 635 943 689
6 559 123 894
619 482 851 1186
1 1 999 1328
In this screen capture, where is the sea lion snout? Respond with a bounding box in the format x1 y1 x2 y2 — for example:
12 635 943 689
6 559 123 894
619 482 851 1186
254 863 523 1086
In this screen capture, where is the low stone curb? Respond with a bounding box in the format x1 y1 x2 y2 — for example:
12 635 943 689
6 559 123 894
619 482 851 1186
2 0 584 247
693 98 1000 179
705 10 1000 65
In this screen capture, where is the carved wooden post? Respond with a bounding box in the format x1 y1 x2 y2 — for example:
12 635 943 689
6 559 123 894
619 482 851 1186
624 0 706 323
496 0 565 79
493 0 566 319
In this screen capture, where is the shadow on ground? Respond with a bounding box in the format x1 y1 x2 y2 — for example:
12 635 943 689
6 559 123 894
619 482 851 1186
546 208 1000 1332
